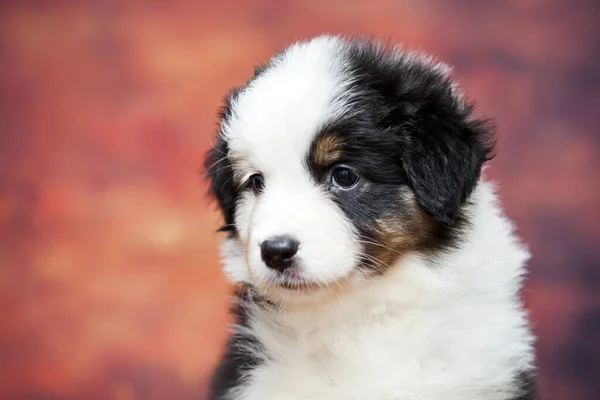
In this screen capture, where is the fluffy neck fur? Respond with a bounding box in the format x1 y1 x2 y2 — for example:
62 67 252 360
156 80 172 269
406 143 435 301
229 180 534 400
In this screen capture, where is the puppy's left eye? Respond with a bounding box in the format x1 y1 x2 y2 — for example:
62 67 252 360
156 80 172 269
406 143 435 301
331 165 359 189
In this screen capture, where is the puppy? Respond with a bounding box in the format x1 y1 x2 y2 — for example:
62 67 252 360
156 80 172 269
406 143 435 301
204 35 535 400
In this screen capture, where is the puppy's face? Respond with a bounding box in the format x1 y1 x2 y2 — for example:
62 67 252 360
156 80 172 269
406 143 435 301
206 37 493 303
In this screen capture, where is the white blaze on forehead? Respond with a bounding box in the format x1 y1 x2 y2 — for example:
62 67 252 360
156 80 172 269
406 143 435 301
222 35 350 177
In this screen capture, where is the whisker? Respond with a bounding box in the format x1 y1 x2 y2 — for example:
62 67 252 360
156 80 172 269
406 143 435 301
355 251 392 273
206 162 233 178
204 155 230 176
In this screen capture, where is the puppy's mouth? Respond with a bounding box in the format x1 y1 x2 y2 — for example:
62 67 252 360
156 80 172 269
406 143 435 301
253 268 365 303
263 268 325 293
271 268 321 291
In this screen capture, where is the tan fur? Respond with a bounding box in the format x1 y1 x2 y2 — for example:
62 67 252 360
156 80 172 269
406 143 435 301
372 189 433 269
313 134 343 166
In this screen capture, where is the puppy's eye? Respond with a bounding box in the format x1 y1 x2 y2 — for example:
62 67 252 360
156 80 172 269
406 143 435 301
249 173 265 194
331 165 359 189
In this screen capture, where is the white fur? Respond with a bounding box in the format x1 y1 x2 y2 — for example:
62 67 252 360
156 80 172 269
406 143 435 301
217 36 534 399
227 182 534 400
221 36 361 298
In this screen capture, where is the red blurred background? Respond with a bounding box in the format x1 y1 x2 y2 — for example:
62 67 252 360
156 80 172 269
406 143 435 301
1 1 599 399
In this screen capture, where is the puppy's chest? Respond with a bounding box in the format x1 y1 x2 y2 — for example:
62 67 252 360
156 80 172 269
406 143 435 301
236 317 450 400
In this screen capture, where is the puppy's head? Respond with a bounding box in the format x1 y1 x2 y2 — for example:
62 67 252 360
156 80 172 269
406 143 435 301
205 36 494 303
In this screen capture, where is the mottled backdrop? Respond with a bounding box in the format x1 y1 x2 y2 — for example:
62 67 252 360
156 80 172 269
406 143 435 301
1 1 599 399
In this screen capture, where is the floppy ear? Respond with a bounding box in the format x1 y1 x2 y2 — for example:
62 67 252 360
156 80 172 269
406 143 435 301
401 102 495 226
343 41 494 225
204 136 237 232
204 90 241 233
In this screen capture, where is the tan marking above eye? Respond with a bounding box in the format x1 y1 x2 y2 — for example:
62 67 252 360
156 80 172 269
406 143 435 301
313 134 344 166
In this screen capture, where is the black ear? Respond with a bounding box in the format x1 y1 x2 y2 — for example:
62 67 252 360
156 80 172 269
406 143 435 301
341 39 494 226
204 136 238 232
401 100 495 226
204 90 241 233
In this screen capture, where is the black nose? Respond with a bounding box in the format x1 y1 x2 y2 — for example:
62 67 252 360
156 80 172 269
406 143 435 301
260 235 299 271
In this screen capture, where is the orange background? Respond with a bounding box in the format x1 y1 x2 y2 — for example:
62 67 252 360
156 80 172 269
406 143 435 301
1 1 599 399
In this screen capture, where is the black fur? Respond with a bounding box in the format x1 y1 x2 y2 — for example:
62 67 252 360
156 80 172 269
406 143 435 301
205 136 237 234
511 370 537 400
208 308 263 400
208 288 266 400
304 39 493 268
341 40 495 226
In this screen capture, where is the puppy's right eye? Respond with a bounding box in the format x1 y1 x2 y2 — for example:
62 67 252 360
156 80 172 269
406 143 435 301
331 165 359 189
249 173 265 194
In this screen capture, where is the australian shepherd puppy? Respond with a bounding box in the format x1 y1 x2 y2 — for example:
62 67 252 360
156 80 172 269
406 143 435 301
204 35 536 400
